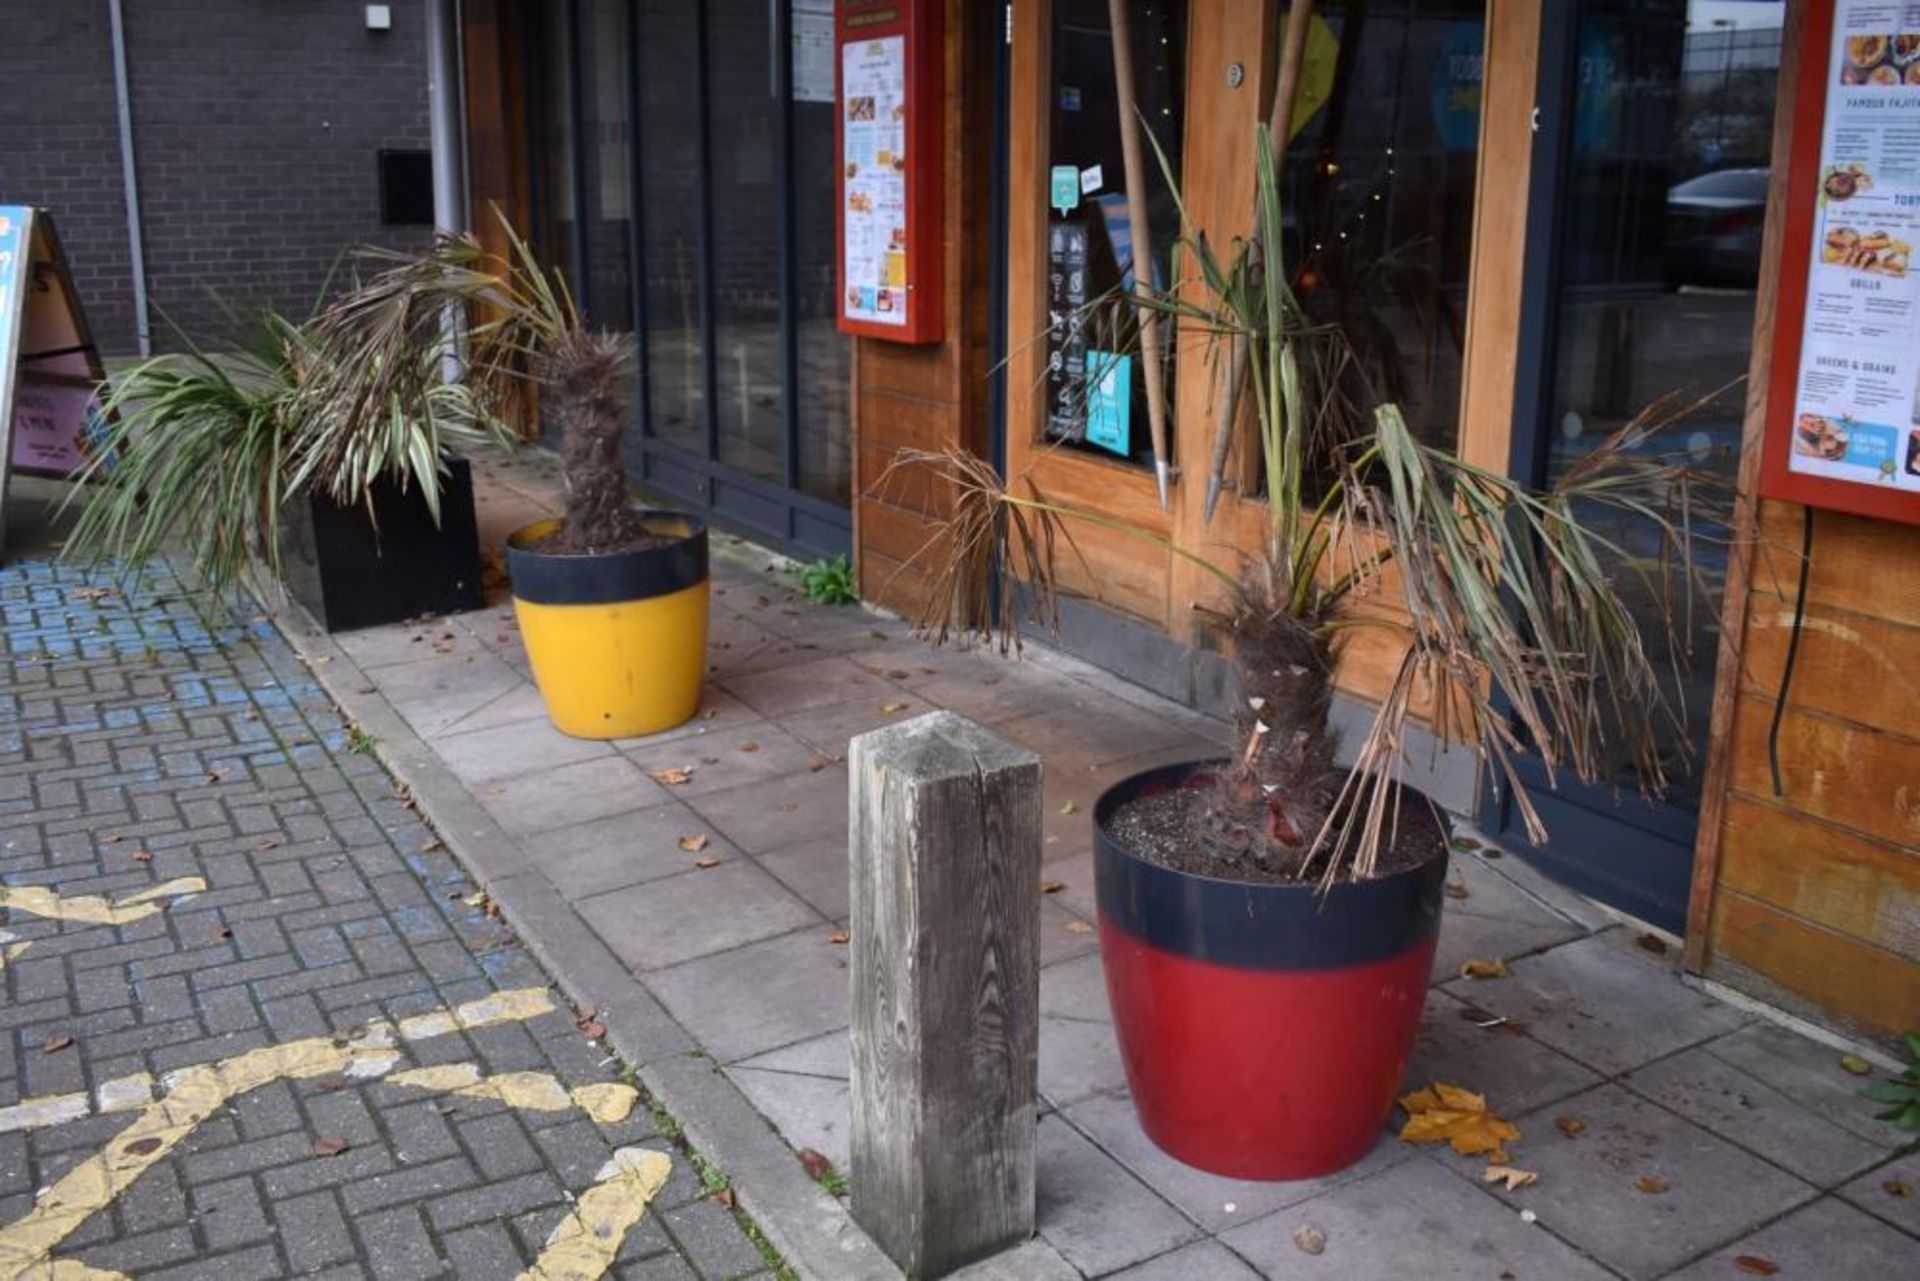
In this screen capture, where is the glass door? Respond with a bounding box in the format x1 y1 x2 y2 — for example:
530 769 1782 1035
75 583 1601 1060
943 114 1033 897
1495 0 1786 930
529 0 853 559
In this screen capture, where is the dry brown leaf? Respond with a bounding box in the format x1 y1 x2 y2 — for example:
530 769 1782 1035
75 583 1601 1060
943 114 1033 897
44 1034 74 1054
1443 881 1470 900
1733 1257 1780 1277
102 834 122 844
132 850 153 863
1059 800 1078 815
311 1137 349 1157
1458 958 1509 980
578 1019 607 1039
1398 1082 1520 1158
1041 880 1066 894
254 837 278 851
807 758 828 772
1882 1179 1912 1198
880 701 910 714
649 766 696 786
1554 1115 1587 1139
420 838 443 852
739 741 760 753
1840 1054 1873 1076
711 1186 737 1209
693 855 722 869
1482 1165 1538 1191
123 1136 163 1157
1635 932 1669 955
798 1148 833 1181
1063 920 1094 935
677 834 711 853
826 928 850 945
1634 1174 1670 1195
1290 1223 1326 1256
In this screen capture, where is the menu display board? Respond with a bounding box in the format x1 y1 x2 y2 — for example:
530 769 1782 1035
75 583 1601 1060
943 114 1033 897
1762 0 1920 524
834 0 942 343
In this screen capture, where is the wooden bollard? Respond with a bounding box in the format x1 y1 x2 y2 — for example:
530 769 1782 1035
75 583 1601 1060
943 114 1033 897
848 710 1043 1277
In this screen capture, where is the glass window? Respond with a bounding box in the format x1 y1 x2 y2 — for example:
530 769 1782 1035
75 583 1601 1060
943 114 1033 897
1044 0 1188 467
635 1 707 459
1281 0 1487 457
1542 0 1785 802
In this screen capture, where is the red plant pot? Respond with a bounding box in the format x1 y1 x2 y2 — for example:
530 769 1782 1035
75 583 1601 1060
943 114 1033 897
1093 761 1447 1180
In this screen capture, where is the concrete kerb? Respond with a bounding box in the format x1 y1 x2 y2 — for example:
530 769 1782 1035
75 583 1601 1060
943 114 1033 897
265 601 904 1281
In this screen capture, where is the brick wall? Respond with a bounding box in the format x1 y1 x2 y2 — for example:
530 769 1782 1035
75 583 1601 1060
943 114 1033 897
0 1 431 355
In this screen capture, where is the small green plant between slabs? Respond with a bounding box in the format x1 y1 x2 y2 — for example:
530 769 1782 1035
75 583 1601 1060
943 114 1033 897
345 725 377 755
1860 1032 1920 1131
793 555 858 606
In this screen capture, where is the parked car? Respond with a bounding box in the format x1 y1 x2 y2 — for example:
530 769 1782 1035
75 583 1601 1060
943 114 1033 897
1666 167 1769 287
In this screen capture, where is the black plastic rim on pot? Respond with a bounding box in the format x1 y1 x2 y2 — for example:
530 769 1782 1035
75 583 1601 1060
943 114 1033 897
505 513 707 606
1093 759 1449 970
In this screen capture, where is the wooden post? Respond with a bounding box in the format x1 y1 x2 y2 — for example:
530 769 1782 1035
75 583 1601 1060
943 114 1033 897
848 710 1043 1277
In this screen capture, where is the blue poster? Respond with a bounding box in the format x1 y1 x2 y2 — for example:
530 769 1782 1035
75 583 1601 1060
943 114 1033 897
1085 349 1131 457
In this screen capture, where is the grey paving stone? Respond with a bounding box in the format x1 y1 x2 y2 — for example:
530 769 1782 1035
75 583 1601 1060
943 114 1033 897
681 764 850 855
1701 1020 1917 1147
1407 989 1601 1117
1106 1240 1262 1281
1219 1154 1617 1280
1062 1090 1415 1234
433 716 614 784
1037 1014 1127 1109
1033 1114 1201 1276
1039 952 1111 1023
647 928 851 1063
533 802 746 899
276 1188 358 1272
480 756 666 835
720 653 902 718
621 720 822 798
579 861 821 971
1439 932 1749 1076
1496 1083 1817 1279
945 1238 1084 1281
1664 1195 1917 1279
754 836 850 920
729 1066 852 1172
359 1205 452 1280
1837 1153 1920 1237
1624 1044 1889 1185
734 1029 849 1080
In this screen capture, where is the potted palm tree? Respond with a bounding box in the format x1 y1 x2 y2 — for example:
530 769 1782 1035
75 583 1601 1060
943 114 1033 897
889 126 1718 1180
295 228 710 739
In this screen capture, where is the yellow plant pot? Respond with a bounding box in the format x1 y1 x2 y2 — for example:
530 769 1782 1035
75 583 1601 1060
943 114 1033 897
505 515 709 739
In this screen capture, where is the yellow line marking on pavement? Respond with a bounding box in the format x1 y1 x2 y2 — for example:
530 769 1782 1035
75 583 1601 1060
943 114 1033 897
517 1147 674 1281
0 1094 90 1135
0 933 26 976
0 878 207 927
0 987 555 1280
385 1065 640 1124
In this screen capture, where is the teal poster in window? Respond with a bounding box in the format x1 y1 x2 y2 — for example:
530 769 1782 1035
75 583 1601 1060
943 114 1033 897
1085 349 1131 457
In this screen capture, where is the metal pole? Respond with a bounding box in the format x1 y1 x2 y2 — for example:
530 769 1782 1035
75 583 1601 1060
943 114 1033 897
426 0 469 383
106 0 150 357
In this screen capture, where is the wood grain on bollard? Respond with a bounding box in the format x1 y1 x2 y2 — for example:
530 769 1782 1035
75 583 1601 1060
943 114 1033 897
848 710 1044 1278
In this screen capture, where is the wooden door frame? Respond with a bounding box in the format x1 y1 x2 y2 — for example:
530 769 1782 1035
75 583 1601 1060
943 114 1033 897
1005 0 1542 706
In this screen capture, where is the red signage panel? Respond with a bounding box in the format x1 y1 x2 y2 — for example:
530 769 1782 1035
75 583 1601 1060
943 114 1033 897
834 0 943 343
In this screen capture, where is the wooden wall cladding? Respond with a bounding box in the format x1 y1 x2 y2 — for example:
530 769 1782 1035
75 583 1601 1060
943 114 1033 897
853 0 996 618
1686 0 1920 1050
1701 506 1920 1049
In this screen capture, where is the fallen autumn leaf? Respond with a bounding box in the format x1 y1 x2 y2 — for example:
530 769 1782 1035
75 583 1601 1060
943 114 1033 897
1482 1165 1538 1191
1554 1115 1586 1138
1733 1257 1780 1277
311 1137 349 1157
677 834 711 853
1459 957 1510 980
1291 1224 1326 1256
649 766 696 785
1633 1174 1670 1195
1398 1082 1520 1159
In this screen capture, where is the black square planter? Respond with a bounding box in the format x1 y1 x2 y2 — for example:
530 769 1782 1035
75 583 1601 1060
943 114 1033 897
279 455 484 632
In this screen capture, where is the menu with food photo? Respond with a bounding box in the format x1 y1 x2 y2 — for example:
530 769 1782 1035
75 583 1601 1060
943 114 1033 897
841 36 909 328
1786 0 1920 496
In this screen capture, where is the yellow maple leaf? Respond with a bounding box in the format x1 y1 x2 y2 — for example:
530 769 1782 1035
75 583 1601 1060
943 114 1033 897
1398 1081 1521 1157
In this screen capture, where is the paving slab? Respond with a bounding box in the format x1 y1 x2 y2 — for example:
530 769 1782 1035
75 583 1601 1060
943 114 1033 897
1440 931 1750 1076
729 1065 852 1172
1700 1019 1916 1147
1218 1152 1617 1280
646 928 851 1064
1836 1152 1920 1237
1493 1083 1816 1279
1106 1240 1263 1280
578 860 822 971
1033 1115 1203 1276
533 801 748 900
1062 1091 1416 1234
1663 1194 1917 1279
681 764 850 855
1624 1044 1890 1185
1407 989 1602 1117
478 754 667 835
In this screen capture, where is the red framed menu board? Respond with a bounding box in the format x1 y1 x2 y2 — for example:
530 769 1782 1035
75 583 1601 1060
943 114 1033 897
834 0 943 343
1760 0 1920 524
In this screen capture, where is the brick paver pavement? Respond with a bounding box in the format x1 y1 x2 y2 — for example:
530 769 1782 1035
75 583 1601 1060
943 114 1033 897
0 550 777 1280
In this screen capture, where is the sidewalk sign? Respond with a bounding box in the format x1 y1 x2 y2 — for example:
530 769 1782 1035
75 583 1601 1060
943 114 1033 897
0 206 113 556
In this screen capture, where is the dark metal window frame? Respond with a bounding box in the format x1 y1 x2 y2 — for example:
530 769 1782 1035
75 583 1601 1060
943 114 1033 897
550 0 853 560
1483 0 1712 934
